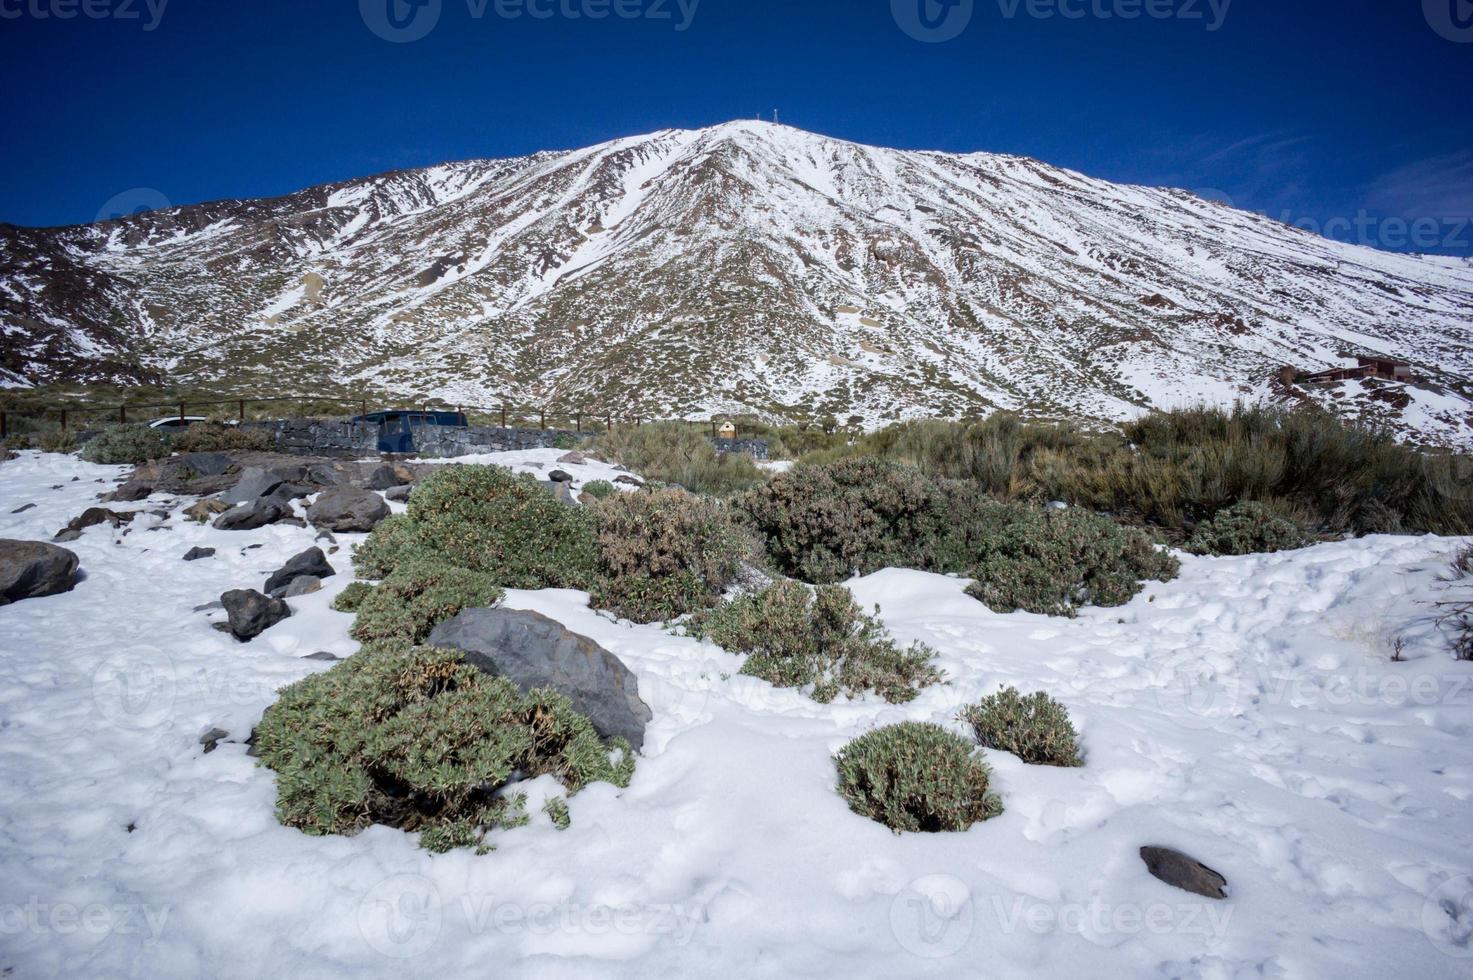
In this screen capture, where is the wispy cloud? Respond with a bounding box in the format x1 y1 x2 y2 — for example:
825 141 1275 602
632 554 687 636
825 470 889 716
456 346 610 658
1364 152 1473 219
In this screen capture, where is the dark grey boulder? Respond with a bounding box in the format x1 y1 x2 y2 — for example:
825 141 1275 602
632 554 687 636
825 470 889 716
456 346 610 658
540 481 579 507
213 498 292 531
173 452 236 479
10 503 36 514
428 608 652 750
54 507 133 541
547 469 575 484
0 539 80 605
613 475 644 487
1140 846 1228 899
305 463 343 487
264 547 335 595
222 465 307 505
307 488 389 533
384 484 412 503
182 546 216 562
200 728 229 753
109 480 153 502
303 651 341 661
221 589 291 641
365 464 401 491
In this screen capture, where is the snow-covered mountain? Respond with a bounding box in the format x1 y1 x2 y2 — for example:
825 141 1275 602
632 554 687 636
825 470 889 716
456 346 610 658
3 120 1472 443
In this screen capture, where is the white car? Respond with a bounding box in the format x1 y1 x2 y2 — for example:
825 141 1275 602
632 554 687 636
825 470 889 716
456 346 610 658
146 416 211 430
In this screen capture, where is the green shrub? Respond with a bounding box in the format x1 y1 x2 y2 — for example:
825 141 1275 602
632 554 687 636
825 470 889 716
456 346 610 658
78 424 173 465
407 466 598 590
254 644 635 853
833 722 1002 833
591 422 763 495
171 423 272 453
589 488 756 623
1450 546 1472 662
351 514 432 580
542 796 571 831
959 688 1082 767
331 581 375 613
1185 501 1312 556
736 457 1018 584
1 434 31 452
690 580 941 703
351 560 505 644
966 507 1179 617
36 428 78 454
580 480 616 501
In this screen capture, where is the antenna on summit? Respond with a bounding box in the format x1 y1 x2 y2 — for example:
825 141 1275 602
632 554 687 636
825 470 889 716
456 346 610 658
773 109 780 125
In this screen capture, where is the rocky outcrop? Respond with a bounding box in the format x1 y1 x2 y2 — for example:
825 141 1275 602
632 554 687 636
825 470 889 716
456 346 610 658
221 589 291 641
264 547 335 596
428 608 652 750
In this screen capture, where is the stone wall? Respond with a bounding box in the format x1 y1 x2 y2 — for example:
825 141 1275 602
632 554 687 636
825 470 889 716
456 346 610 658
408 425 592 458
244 420 379 458
239 419 770 461
711 437 771 461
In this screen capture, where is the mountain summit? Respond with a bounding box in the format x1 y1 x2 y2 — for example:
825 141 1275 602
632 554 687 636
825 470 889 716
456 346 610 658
4 121 1471 442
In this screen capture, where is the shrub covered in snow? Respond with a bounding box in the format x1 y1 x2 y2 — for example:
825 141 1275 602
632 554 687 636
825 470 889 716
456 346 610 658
589 488 756 623
1450 546 1473 662
78 424 173 465
350 560 505 644
254 644 635 853
1185 501 1311 556
690 580 941 703
580 479 616 501
833 722 1002 833
965 507 1179 617
960 687 1083 767
171 423 271 454
591 422 763 495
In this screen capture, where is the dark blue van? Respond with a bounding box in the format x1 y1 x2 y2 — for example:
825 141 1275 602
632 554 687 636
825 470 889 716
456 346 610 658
353 410 469 454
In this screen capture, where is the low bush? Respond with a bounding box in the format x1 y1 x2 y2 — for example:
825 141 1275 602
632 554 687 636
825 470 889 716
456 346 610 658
1185 501 1311 556
1 434 31 451
171 423 272 454
690 580 941 703
959 688 1082 767
331 581 375 613
36 429 78 454
350 560 505 644
833 722 1002 833
402 465 598 590
736 457 1018 584
966 507 1180 617
589 488 755 623
351 514 432 580
78 424 173 465
591 422 763 495
1449 546 1472 662
254 644 636 853
580 480 616 501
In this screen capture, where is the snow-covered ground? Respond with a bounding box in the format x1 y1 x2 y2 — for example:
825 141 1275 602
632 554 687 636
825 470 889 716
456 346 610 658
2 449 1472 978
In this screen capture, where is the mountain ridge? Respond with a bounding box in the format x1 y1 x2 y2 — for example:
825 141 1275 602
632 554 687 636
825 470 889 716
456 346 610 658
3 120 1472 445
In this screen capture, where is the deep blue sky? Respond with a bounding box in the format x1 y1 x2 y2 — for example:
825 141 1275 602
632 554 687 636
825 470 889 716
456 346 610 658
2 0 1470 255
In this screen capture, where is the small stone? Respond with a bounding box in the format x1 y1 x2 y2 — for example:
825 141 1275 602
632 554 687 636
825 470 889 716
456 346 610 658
304 651 341 662
1139 846 1228 900
547 469 575 484
264 547 336 595
182 547 216 562
200 728 229 754
10 503 36 514
109 480 154 502
384 485 412 503
613 475 644 487
557 451 587 466
184 498 231 523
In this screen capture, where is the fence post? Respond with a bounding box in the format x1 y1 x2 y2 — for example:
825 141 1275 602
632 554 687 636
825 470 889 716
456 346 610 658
238 400 245 422
501 405 508 429
60 410 68 431
360 399 367 417
119 405 127 424
575 413 581 433
540 409 546 430
178 403 185 424
0 411 6 438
